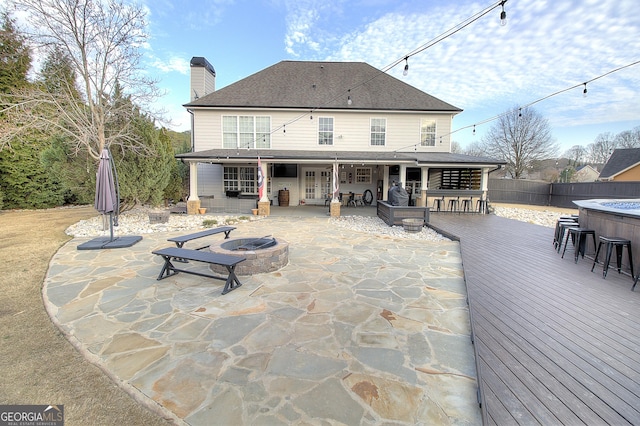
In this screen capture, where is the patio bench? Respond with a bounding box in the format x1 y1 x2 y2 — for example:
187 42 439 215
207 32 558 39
168 226 236 250
152 247 245 295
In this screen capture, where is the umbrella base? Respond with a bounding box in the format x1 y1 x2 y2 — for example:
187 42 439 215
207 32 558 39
77 236 143 250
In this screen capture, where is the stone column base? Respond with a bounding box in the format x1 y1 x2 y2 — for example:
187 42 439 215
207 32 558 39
258 200 270 216
418 190 427 207
330 201 341 217
187 199 201 215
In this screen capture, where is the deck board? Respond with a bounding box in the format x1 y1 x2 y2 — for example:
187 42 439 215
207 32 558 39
429 214 640 425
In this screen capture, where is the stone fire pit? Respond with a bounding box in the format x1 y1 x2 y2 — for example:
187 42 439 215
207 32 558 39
209 237 289 276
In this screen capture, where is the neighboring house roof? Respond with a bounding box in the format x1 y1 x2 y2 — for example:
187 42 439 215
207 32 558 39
176 148 502 166
184 61 462 113
599 148 640 180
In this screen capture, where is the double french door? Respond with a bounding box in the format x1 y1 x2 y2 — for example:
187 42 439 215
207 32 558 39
302 168 331 204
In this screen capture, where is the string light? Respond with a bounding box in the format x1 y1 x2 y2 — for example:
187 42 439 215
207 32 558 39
500 1 507 26
473 125 476 135
446 59 640 139
518 108 522 117
233 0 511 149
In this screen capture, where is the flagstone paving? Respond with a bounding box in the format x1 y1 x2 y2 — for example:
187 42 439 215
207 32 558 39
44 216 480 425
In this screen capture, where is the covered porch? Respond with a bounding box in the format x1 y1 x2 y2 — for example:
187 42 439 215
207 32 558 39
175 149 505 215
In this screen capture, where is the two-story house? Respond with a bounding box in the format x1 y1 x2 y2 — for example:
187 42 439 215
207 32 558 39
179 57 504 215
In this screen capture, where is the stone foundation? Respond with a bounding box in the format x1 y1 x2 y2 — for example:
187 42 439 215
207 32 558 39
187 199 201 215
258 200 271 216
330 200 341 217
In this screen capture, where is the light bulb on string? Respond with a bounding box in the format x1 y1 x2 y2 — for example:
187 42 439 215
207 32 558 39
500 1 507 26
583 83 588 97
347 89 352 105
473 125 476 136
403 57 409 76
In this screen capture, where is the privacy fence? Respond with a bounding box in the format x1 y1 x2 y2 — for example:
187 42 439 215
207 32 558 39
488 179 640 209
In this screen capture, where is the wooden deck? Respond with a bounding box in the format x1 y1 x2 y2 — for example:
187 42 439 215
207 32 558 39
429 214 640 425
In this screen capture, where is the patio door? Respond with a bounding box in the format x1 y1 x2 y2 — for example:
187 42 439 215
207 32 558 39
303 168 331 204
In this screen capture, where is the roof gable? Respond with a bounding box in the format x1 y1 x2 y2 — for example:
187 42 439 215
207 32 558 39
599 148 640 179
184 61 461 113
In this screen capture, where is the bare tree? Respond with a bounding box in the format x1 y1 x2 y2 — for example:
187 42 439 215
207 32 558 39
463 140 487 157
1 0 160 160
450 140 463 154
480 106 558 179
564 144 588 165
586 132 617 164
614 126 640 148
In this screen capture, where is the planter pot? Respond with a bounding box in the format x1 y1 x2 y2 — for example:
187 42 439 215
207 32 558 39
198 208 207 215
252 208 259 215
402 218 424 233
149 210 170 224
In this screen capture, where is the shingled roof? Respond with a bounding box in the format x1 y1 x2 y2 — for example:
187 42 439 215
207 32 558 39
599 148 640 180
184 60 462 113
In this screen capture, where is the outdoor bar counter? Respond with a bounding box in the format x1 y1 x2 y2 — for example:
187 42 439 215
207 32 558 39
574 199 640 281
424 190 486 213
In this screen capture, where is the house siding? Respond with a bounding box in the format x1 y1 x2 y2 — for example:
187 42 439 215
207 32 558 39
614 165 640 181
193 109 454 153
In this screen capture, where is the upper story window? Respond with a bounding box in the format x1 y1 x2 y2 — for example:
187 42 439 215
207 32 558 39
370 118 386 146
223 115 271 149
318 117 333 145
420 118 437 147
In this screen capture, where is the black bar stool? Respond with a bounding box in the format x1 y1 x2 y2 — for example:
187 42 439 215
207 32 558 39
432 196 444 212
553 217 579 249
556 222 580 253
476 197 487 214
448 196 459 212
591 236 634 279
561 228 596 263
461 196 473 213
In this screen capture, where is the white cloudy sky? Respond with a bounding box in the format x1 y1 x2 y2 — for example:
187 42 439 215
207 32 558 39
7 0 640 151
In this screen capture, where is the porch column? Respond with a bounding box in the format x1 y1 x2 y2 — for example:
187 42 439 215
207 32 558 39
258 160 270 216
399 164 408 186
187 161 200 215
383 166 390 201
481 168 490 210
418 167 429 207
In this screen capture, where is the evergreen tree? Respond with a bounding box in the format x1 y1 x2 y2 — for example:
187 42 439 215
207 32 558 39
0 12 31 94
112 114 173 210
0 132 66 208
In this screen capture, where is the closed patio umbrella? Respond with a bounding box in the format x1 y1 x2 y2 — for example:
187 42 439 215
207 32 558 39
77 147 142 250
95 148 118 217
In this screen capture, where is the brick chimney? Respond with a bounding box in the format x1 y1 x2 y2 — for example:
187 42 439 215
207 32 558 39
190 57 216 101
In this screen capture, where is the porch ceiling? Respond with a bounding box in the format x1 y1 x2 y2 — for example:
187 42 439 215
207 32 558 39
176 148 505 168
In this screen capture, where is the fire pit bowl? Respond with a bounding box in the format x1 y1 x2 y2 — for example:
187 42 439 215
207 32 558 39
209 237 289 276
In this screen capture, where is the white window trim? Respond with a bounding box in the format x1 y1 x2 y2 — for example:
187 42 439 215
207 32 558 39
355 167 372 184
222 115 271 149
420 118 437 147
318 116 334 146
370 117 386 146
